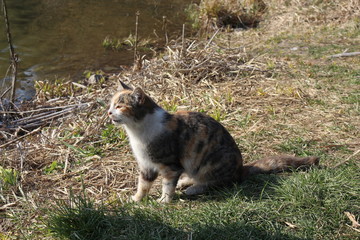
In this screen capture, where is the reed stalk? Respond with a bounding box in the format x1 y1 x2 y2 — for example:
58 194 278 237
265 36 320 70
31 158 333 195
1 0 18 102
134 11 140 63
162 15 168 45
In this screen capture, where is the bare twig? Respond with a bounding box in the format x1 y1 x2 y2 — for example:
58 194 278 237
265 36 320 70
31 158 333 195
284 221 297 229
163 16 168 46
0 86 11 99
12 107 75 124
180 24 185 58
330 52 360 58
63 149 71 174
227 25 231 49
0 202 17 211
0 102 91 114
204 28 220 49
332 149 360 168
134 11 140 63
0 102 91 135
2 0 18 102
0 127 41 149
345 211 360 228
17 142 25 172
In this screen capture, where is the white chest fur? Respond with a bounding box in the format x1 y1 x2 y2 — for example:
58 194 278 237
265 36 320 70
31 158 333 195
124 108 166 170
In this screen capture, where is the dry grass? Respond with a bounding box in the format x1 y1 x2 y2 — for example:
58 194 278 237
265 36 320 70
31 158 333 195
188 0 267 30
0 0 359 238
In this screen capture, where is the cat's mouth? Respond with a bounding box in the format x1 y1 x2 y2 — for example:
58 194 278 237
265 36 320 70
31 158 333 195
112 119 123 124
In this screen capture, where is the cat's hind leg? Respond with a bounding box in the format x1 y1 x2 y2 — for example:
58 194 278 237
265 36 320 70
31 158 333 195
177 174 195 189
184 184 208 196
183 152 241 196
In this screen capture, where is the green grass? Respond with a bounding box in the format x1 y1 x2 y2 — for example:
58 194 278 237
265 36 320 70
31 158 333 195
275 137 325 157
44 161 64 174
342 93 360 105
102 35 154 52
46 162 359 240
101 124 127 144
209 108 226 122
0 166 19 189
47 191 186 240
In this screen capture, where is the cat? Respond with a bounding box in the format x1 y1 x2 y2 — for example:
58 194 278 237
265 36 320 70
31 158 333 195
108 81 319 203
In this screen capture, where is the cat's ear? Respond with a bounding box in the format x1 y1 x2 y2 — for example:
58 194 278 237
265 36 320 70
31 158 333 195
132 87 146 105
118 81 133 91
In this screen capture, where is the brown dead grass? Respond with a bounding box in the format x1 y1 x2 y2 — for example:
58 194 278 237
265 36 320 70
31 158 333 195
197 0 267 29
0 0 359 238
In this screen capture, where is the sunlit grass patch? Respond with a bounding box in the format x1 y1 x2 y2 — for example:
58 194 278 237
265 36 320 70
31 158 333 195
0 166 19 189
342 93 360 105
101 124 127 145
272 162 360 239
275 137 326 158
35 78 82 100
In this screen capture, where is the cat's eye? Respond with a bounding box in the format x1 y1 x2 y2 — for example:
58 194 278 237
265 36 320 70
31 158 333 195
115 105 126 111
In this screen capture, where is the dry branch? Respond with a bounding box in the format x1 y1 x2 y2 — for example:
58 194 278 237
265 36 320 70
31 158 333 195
332 149 360 168
0 201 17 211
0 127 41 148
1 0 18 102
0 86 11 99
330 52 360 58
345 211 360 233
345 212 360 228
0 102 92 137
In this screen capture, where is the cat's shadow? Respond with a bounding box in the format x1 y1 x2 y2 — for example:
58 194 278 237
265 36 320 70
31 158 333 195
178 173 283 202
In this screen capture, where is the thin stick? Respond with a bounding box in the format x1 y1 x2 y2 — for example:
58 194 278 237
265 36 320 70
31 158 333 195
134 11 140 63
330 52 360 58
0 86 11 99
227 25 231 49
12 107 74 124
17 142 25 172
2 0 18 102
344 211 360 228
180 24 185 58
332 149 360 168
0 102 91 114
0 127 41 149
63 149 70 174
0 202 17 211
204 28 220 49
163 16 168 45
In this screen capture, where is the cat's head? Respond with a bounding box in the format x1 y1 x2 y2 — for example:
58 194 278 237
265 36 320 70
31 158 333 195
108 81 158 125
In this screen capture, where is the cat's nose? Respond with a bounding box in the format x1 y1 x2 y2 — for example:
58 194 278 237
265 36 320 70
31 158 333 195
108 111 112 116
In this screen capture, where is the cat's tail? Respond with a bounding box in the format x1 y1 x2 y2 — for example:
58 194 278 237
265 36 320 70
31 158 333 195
241 155 320 181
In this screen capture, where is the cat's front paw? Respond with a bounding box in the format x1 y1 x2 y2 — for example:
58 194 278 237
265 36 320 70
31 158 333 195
157 196 171 203
131 194 143 202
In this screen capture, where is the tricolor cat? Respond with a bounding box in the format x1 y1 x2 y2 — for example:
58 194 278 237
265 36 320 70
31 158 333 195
108 82 319 203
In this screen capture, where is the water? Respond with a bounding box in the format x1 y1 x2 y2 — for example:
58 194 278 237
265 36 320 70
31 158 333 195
0 0 195 100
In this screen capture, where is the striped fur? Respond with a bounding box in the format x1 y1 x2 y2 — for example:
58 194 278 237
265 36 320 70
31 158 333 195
108 82 319 203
